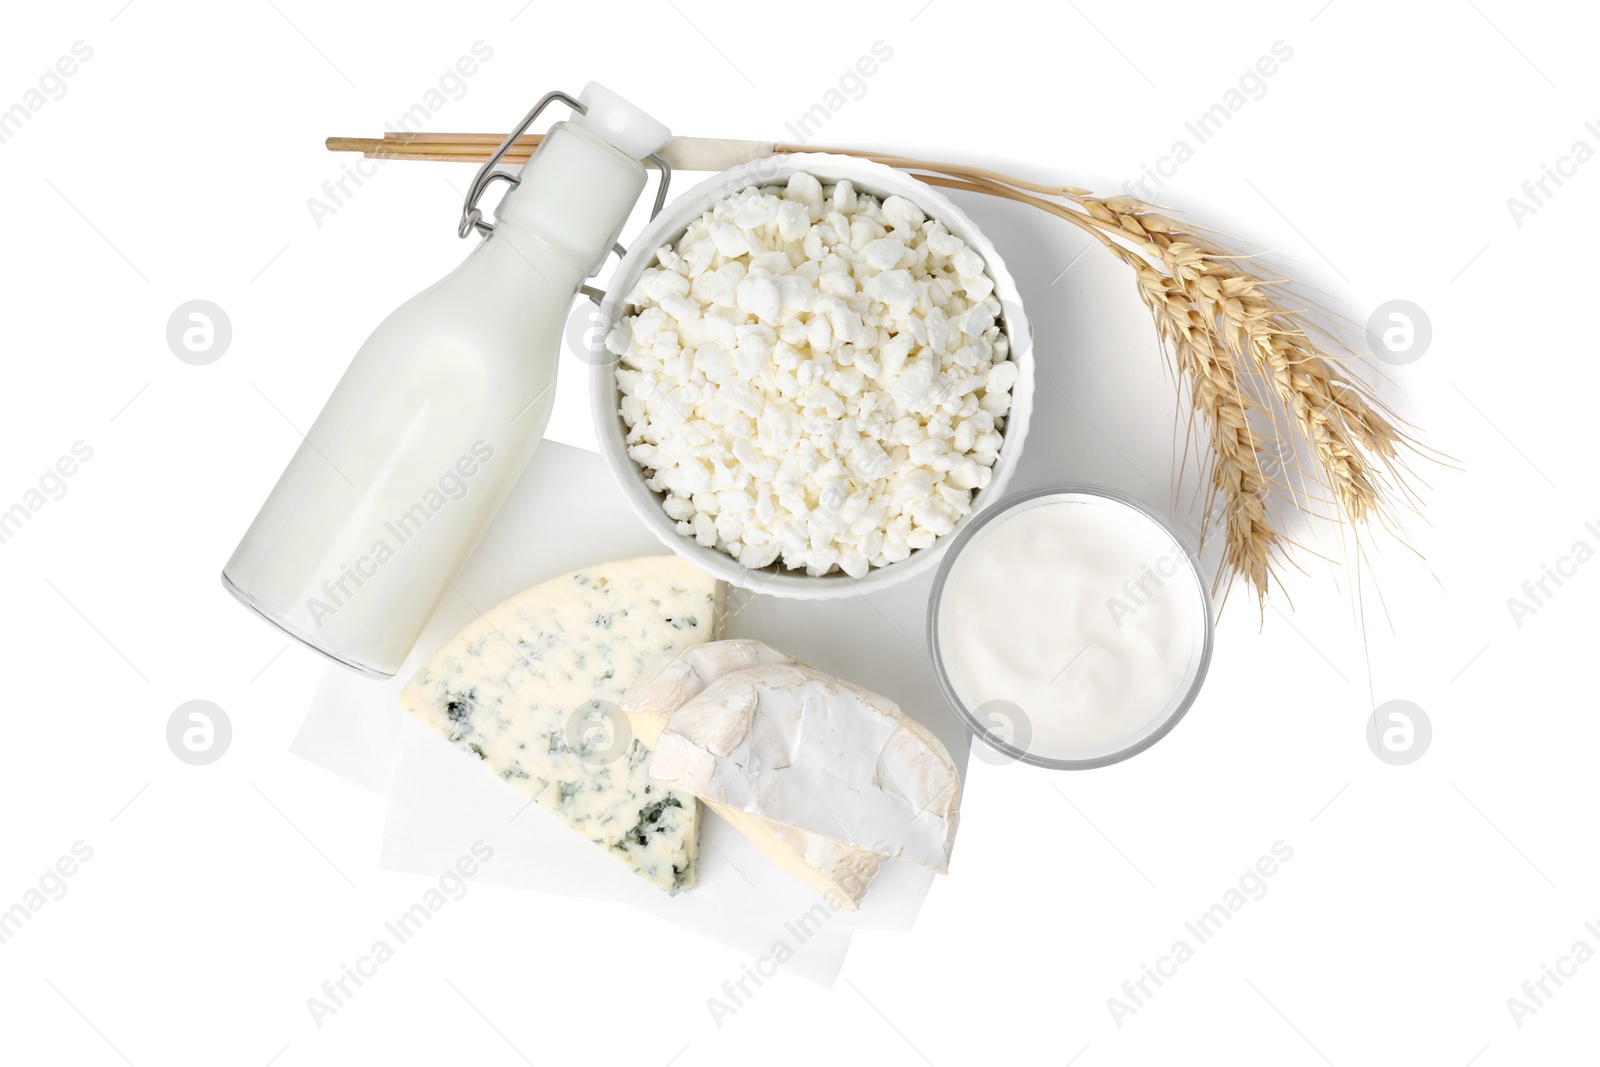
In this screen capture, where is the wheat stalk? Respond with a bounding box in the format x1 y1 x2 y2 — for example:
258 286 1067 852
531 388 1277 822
790 146 1426 608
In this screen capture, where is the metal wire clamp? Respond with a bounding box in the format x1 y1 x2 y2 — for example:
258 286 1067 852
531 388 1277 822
458 90 671 240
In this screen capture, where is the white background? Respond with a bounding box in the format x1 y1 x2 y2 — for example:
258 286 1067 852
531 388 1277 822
2 0 1595 1063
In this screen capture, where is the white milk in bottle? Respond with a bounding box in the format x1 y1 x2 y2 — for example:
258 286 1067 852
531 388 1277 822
224 84 670 676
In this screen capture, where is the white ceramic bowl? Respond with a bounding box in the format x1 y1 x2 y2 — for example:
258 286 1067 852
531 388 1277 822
589 152 1035 599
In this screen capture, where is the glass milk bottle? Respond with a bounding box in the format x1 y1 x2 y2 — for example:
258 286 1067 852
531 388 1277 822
223 84 670 677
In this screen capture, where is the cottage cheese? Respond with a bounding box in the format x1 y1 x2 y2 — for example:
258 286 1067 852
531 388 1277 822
606 173 1014 578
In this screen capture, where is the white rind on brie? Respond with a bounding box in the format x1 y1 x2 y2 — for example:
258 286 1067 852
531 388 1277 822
621 640 885 908
648 663 962 873
623 640 801 749
398 556 721 894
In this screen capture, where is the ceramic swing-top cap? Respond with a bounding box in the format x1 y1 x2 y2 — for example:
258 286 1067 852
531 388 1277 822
575 82 671 160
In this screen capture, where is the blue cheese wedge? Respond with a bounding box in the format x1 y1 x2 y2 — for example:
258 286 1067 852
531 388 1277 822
399 556 722 893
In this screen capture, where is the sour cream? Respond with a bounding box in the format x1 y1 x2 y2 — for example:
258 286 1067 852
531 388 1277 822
931 488 1212 766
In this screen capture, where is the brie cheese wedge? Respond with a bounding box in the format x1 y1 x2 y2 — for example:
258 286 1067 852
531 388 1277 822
399 556 721 893
649 663 961 873
622 641 885 908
